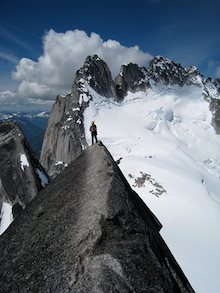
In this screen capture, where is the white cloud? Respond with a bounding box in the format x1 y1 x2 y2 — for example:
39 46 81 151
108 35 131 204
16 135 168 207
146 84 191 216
102 40 151 74
12 29 153 102
26 98 54 106
0 89 54 111
17 81 51 99
0 90 18 104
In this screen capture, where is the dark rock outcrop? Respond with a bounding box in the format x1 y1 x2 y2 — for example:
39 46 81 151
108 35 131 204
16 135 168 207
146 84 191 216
73 54 117 100
0 122 49 220
0 143 194 292
204 78 220 134
115 63 149 100
210 98 220 134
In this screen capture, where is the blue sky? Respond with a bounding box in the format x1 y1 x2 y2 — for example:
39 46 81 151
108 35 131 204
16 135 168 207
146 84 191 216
0 0 220 111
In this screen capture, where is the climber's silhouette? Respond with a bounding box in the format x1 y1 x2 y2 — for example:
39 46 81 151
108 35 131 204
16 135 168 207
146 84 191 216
89 121 98 144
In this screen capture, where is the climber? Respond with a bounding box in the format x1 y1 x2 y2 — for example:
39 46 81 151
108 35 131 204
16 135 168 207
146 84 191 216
89 121 98 144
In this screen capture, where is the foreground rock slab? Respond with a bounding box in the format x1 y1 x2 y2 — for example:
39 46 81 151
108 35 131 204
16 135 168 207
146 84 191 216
0 143 194 292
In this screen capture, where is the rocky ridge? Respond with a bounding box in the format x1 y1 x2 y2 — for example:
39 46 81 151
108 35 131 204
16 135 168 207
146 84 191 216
40 55 220 178
0 122 49 221
147 56 203 86
0 143 195 292
40 55 118 178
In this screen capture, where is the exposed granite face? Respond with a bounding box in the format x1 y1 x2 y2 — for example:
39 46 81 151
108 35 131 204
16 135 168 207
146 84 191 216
0 143 194 293
39 92 87 179
0 122 49 219
115 63 149 100
73 54 118 100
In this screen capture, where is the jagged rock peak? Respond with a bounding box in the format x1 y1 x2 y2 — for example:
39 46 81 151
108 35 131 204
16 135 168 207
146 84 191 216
148 55 204 86
40 54 118 179
115 63 149 100
0 143 194 292
0 122 49 223
73 54 118 100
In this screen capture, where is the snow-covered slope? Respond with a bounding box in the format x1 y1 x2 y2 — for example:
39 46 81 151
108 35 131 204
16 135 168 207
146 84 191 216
83 81 220 293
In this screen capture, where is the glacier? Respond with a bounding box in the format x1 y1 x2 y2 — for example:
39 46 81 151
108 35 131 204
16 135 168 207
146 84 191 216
83 82 220 293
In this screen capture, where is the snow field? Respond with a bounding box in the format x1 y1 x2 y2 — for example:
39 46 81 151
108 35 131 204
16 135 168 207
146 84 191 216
84 85 220 293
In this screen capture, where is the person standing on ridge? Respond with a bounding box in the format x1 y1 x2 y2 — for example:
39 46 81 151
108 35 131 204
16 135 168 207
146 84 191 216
89 121 98 144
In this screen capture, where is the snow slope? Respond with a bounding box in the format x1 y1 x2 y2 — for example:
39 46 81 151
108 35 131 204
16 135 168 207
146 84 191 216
0 203 13 235
84 82 220 293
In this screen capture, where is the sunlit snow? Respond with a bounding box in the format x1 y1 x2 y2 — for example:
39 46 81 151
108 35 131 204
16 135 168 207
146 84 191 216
84 83 220 293
0 202 13 235
20 153 29 171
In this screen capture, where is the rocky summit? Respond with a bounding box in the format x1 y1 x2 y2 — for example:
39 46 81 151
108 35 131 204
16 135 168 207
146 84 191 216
0 143 194 292
40 55 118 179
0 122 49 220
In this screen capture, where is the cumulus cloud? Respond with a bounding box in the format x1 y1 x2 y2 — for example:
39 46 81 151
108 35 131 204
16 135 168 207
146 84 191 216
18 81 51 99
0 90 18 105
12 29 153 102
0 89 54 111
